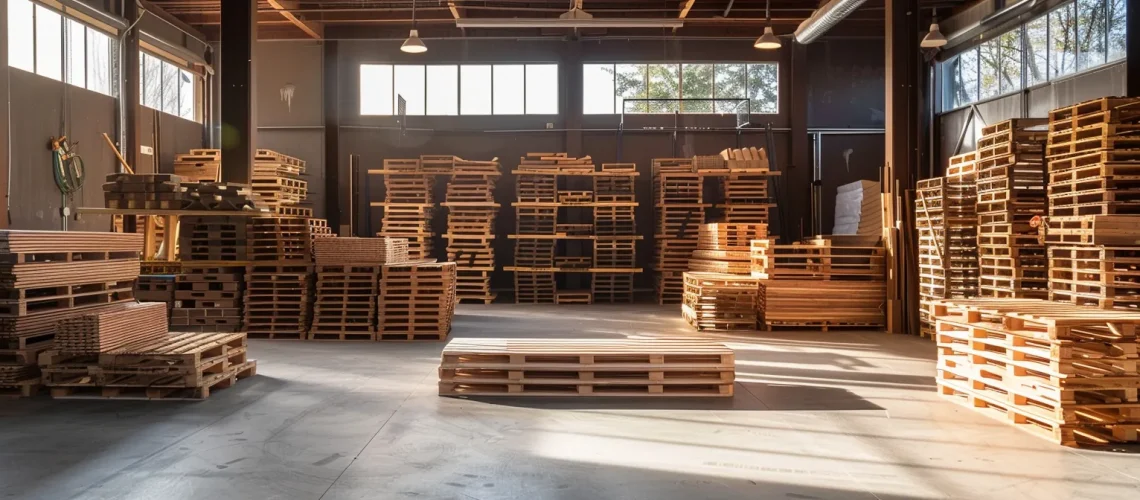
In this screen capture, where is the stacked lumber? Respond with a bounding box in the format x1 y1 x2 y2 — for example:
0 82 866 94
682 272 762 331
40 331 256 400
443 157 501 303
182 182 261 211
975 119 1049 299
312 237 408 264
593 163 639 303
517 152 595 173
915 155 981 337
687 223 766 275
438 338 735 397
653 158 704 303
378 262 457 340
932 298 1140 447
377 159 434 260
0 231 143 397
1044 96 1140 310
103 173 187 209
171 267 244 333
750 237 886 330
54 302 167 352
248 216 311 262
178 215 248 261
174 149 222 182
135 275 175 315
244 263 311 339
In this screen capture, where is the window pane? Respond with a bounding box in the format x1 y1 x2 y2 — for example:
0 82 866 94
492 64 524 115
1107 0 1126 61
460 65 491 115
958 49 980 105
1025 16 1048 85
393 65 425 116
161 61 179 114
87 29 111 95
425 65 458 116
615 64 647 114
997 29 1022 93
680 64 712 113
647 64 679 113
179 70 195 120
35 5 63 80
360 64 393 115
1076 0 1107 70
525 64 558 114
143 54 162 108
65 19 85 87
714 64 747 113
747 63 778 114
978 40 1000 99
582 64 615 114
1049 4 1077 78
8 0 34 72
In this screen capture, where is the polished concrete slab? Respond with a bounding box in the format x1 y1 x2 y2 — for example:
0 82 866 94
1 304 1137 500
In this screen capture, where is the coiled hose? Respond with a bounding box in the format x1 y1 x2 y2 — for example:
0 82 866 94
51 138 85 196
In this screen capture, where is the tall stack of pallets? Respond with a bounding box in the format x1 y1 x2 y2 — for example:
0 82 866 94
750 237 886 330
1044 96 1140 310
378 262 457 340
652 158 705 303
593 163 638 303
699 148 780 226
0 231 142 397
378 159 435 260
508 153 642 304
681 272 762 331
173 149 310 216
443 158 501 303
687 223 766 275
932 298 1140 447
309 238 406 341
915 153 981 337
975 119 1049 299
244 216 313 339
174 216 248 333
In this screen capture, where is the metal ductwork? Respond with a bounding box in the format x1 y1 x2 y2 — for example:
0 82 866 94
793 0 870 44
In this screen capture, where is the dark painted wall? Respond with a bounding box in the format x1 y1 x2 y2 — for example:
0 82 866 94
808 39 887 129
137 110 207 174
9 69 116 231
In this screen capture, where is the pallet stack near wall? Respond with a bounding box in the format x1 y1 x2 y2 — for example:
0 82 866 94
175 216 248 332
1044 96 1140 310
377 159 435 260
509 153 642 304
932 298 1140 447
378 262 457 340
443 158 501 303
750 238 886 330
0 231 143 397
915 153 982 337
975 119 1049 299
652 158 705 304
708 148 779 225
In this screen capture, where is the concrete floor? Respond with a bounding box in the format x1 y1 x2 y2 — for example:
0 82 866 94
1 304 1138 500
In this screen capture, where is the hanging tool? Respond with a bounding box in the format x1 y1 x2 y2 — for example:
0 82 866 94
49 136 85 230
103 133 134 174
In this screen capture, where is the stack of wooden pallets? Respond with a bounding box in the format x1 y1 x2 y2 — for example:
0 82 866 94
975 119 1049 299
253 149 309 216
932 298 1140 447
103 173 187 209
243 216 313 339
593 163 639 303
510 154 565 303
1044 96 1140 310
682 272 762 331
172 267 244 333
652 158 705 303
178 216 249 262
438 338 735 397
687 223 766 275
711 148 780 225
0 231 143 398
915 155 982 337
443 158 501 303
182 182 261 211
749 237 886 330
40 330 256 400
309 238 407 340
378 262 457 340
377 159 435 260
174 149 222 182
135 275 175 317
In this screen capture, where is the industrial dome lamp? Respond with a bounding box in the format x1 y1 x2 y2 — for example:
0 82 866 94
402 0 428 53
754 0 782 50
921 10 947 48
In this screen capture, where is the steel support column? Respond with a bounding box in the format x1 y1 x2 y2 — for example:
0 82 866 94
324 41 341 232
1128 0 1138 97
219 0 257 184
885 0 920 334
123 0 141 173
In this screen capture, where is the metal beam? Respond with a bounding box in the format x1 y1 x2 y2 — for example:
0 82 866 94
678 0 696 19
124 0 142 175
265 0 323 39
1129 0 1138 97
0 0 8 228
219 0 256 184
324 41 341 232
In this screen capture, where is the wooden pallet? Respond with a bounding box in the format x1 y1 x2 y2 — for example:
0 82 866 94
682 272 761 331
439 337 735 397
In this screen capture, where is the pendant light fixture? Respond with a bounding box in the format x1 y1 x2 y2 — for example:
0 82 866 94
921 9 947 48
402 0 428 54
754 0 781 50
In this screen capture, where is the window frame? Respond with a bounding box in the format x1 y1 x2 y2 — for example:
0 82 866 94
140 50 202 123
8 0 117 97
582 61 780 116
359 62 559 116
